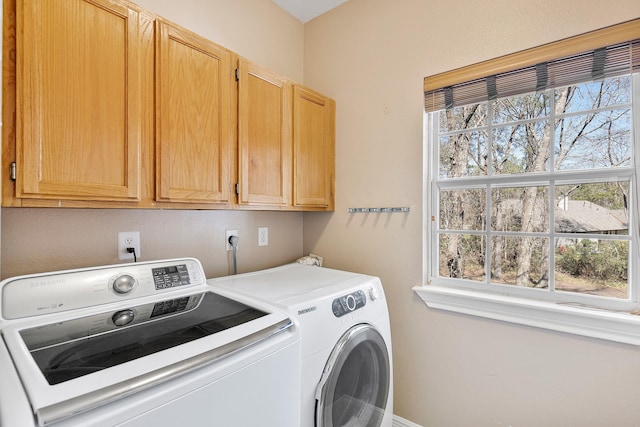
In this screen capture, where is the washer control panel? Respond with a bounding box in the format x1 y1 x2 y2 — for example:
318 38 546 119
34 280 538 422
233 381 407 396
332 290 366 318
0 258 205 320
152 264 191 290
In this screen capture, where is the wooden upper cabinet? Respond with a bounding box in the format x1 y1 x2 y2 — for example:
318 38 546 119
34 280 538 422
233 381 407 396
15 0 143 201
155 20 233 204
4 0 335 211
293 86 335 210
237 59 292 207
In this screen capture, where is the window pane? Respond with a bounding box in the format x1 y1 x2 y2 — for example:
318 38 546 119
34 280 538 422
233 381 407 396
492 120 550 174
555 182 629 234
491 186 549 232
492 92 549 124
555 76 631 114
438 104 487 132
438 234 484 281
431 72 636 307
555 239 628 299
554 109 631 171
439 131 488 178
439 189 486 230
489 236 549 287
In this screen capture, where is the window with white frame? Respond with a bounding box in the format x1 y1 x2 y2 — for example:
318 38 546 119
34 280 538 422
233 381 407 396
432 75 636 305
417 21 640 344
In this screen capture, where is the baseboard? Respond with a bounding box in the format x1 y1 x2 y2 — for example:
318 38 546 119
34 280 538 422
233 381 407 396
393 414 423 427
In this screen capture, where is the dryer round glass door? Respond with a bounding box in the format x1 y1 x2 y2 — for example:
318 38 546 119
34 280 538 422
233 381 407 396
315 323 390 427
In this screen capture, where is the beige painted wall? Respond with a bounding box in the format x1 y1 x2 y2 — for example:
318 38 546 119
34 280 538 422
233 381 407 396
303 1 640 426
1 209 302 279
134 0 304 82
7 1 640 425
0 0 306 280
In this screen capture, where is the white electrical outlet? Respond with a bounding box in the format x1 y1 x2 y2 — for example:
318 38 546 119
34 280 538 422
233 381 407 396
226 229 238 251
258 227 268 246
118 231 141 261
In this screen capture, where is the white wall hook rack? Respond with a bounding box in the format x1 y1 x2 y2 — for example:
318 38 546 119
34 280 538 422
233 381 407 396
347 207 410 213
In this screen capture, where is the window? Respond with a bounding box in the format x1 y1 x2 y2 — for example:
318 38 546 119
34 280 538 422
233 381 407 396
434 76 634 303
416 20 640 345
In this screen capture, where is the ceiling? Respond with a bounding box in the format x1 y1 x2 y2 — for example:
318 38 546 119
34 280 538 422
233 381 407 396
271 0 349 23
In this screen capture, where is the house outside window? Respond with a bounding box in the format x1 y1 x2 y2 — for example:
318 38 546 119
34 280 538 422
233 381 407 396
416 20 640 345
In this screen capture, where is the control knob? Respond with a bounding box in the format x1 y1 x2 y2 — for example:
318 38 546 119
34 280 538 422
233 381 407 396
112 309 135 327
345 294 357 311
112 274 137 294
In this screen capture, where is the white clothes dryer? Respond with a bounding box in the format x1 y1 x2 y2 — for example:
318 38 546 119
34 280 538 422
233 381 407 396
208 263 393 427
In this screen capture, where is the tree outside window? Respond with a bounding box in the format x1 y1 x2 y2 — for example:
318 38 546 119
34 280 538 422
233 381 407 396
433 75 632 300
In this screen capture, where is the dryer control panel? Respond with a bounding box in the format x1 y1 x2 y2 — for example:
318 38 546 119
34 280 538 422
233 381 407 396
332 290 366 317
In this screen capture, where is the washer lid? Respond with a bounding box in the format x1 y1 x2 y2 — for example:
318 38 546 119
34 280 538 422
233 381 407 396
2 290 292 426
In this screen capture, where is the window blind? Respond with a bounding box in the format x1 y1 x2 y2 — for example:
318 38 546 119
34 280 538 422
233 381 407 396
424 19 640 112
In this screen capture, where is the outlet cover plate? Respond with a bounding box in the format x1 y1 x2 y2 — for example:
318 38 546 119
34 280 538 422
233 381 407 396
226 229 238 251
258 227 268 246
118 231 140 261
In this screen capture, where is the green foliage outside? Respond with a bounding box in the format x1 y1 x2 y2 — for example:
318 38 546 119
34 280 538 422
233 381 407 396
568 183 627 210
556 240 628 284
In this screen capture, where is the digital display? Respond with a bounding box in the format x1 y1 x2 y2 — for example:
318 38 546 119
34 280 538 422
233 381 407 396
152 264 190 289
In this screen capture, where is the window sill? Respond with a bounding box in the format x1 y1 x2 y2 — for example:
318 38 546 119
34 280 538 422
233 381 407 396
413 285 640 345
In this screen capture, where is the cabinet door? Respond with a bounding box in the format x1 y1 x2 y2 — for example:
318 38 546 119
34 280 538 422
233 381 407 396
17 0 142 201
156 20 232 204
237 60 292 206
293 86 335 209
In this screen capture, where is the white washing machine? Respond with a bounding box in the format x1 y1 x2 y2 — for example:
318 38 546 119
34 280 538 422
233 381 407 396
0 259 301 426
208 263 393 427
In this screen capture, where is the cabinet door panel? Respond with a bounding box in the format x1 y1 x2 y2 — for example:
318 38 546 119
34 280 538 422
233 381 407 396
156 21 232 203
18 0 141 200
238 60 292 206
293 86 335 209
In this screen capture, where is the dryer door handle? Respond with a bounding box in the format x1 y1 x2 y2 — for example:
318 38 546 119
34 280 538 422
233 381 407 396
314 347 341 400
313 323 391 427
313 323 371 400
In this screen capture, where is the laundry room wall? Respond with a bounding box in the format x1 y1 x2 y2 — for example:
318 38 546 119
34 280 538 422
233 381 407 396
0 0 305 280
302 1 640 426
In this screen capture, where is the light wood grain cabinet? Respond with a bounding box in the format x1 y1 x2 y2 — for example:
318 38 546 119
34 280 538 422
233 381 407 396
155 20 233 205
2 0 334 211
237 60 335 211
293 86 335 210
12 0 144 202
237 59 292 207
